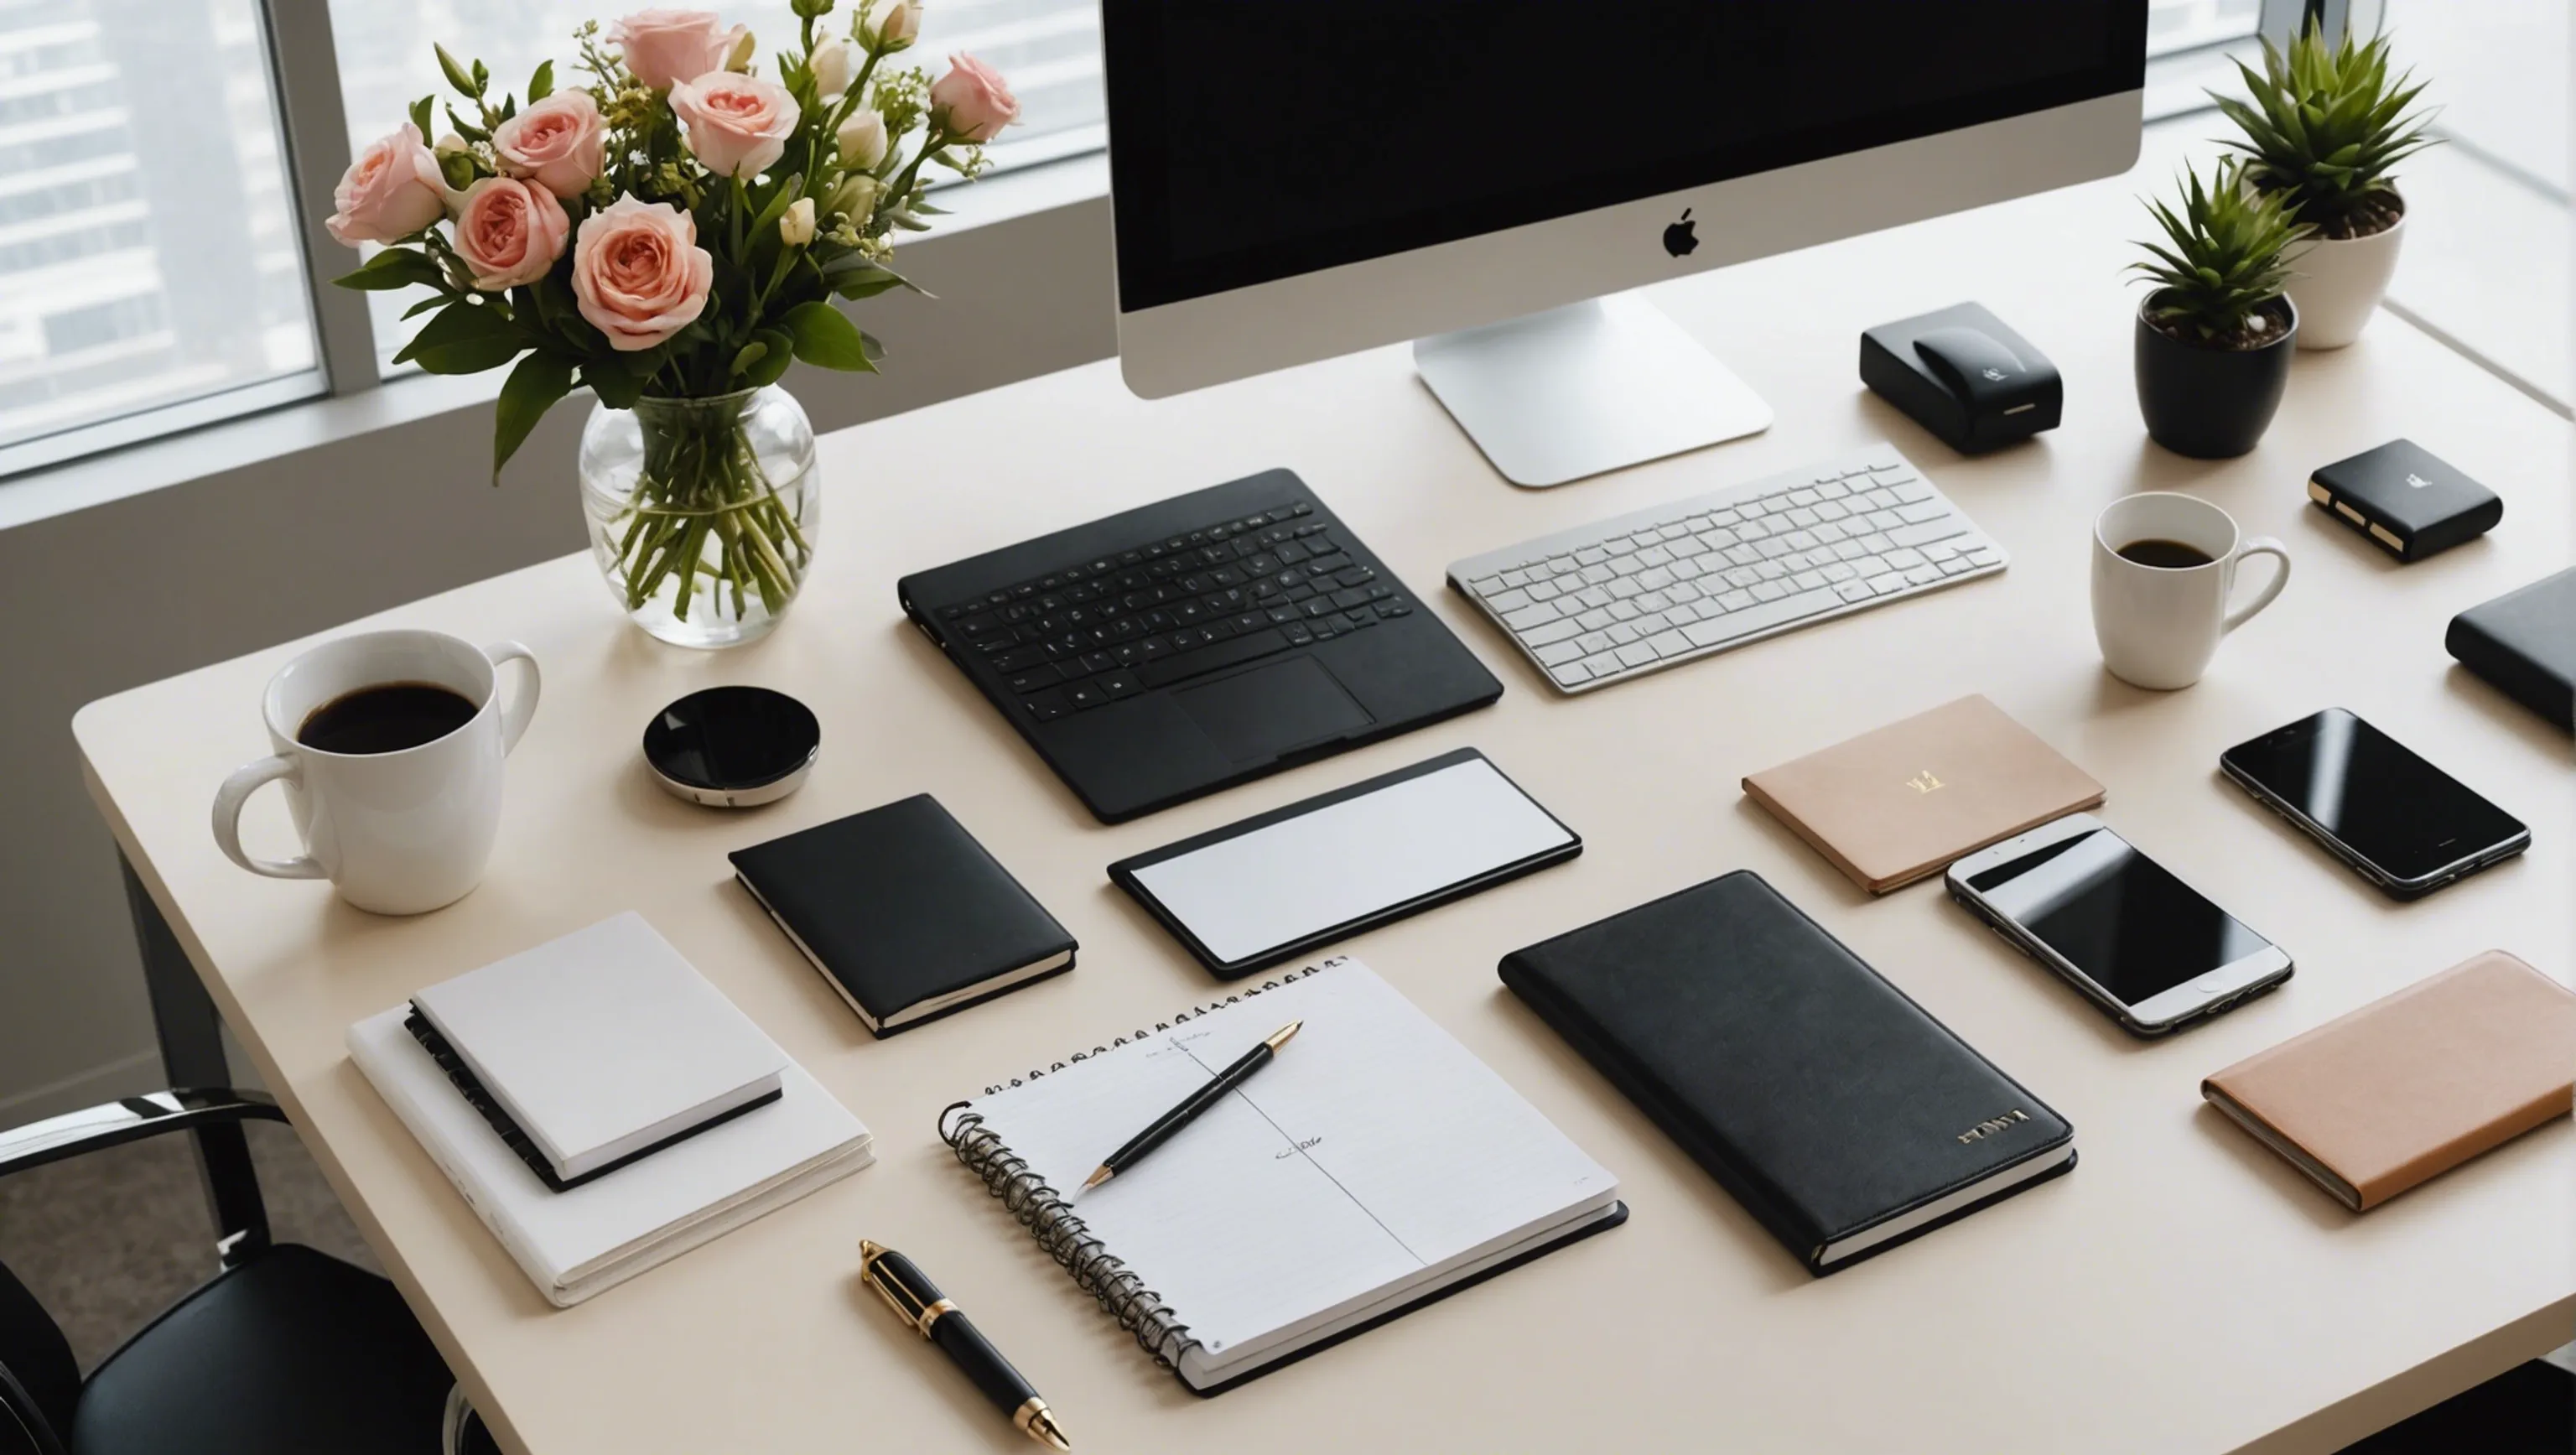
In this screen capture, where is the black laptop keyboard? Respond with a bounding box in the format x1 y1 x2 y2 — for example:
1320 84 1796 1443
933 501 1416 722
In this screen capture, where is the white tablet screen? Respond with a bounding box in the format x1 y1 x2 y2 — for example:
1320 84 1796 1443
1129 757 1574 965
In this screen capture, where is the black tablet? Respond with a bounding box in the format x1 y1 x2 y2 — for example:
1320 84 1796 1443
1109 748 1580 979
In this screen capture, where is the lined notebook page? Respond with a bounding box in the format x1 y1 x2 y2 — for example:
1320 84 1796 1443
963 961 1616 1369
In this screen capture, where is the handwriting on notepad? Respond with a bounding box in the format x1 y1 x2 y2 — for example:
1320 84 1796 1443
1274 1136 1324 1159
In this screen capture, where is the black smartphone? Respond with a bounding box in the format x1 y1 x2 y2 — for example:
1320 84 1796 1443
2220 709 2530 900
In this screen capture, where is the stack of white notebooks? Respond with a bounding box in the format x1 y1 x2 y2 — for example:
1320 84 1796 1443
349 912 872 1307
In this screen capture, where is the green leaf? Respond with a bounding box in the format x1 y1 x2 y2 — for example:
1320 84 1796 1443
471 58 489 93
436 44 480 98
780 299 875 371
332 247 448 292
392 300 523 374
742 328 796 388
728 340 769 378
527 60 553 101
400 294 449 320
583 359 647 410
446 104 490 144
492 351 574 483
408 94 435 138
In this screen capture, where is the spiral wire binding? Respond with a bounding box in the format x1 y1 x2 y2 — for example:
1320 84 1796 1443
935 958 1342 1371
942 1104 1198 1367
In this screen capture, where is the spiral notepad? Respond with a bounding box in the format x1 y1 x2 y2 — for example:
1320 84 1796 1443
938 958 1626 1395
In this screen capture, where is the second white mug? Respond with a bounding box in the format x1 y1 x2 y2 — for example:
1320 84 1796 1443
2090 492 2289 690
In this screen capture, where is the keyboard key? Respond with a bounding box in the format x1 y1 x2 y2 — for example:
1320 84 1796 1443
1551 661 1593 687
1836 579 1874 603
1098 672 1141 699
1616 641 1660 669
1684 585 1840 646
1897 500 1950 524
1646 629 1693 658
1535 639 1585 667
1905 564 1941 586
1524 618 1582 647
1715 588 1754 611
1881 548 1926 570
1940 555 1976 574
1486 587 1531 612
1578 649 1624 678
1022 689 1069 721
1889 518 1966 548
1867 572 1910 595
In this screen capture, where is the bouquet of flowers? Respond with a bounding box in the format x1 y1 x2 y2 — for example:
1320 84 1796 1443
324 3 1017 637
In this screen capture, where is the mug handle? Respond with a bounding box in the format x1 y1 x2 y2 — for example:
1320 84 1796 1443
2223 537 2291 632
211 756 326 880
482 641 542 753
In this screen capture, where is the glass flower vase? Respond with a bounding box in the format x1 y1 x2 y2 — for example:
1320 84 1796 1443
578 387 819 649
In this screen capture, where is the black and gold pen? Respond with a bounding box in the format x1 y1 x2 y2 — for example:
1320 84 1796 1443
1078 1021 1301 1196
859 1239 1070 1451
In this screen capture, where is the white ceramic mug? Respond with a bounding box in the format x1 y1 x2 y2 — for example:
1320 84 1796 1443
213 630 539 914
2091 493 2290 690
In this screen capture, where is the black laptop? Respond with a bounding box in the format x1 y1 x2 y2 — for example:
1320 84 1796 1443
899 470 1502 821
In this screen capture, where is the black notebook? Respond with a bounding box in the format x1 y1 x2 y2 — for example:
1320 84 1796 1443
2449 568 2575 732
1499 870 2075 1274
730 794 1076 1036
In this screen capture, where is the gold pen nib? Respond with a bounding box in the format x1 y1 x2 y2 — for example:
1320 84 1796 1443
1264 1020 1302 1052
1019 1400 1072 1451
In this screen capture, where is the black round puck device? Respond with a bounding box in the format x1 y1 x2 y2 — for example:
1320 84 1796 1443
641 686 819 808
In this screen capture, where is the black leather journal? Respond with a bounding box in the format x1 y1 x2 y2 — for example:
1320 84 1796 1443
730 794 1076 1037
1499 870 2075 1274
2448 568 2575 732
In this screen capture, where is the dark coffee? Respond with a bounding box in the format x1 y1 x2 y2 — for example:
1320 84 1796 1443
2116 538 2216 569
299 683 478 755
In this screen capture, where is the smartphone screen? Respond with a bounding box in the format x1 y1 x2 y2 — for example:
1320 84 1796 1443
1966 824 2274 1006
2222 709 2527 884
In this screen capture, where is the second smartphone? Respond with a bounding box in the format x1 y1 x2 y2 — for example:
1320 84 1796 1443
1947 813 2292 1037
2220 708 2530 900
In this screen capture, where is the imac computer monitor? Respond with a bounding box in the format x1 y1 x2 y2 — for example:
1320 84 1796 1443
1102 2 2148 486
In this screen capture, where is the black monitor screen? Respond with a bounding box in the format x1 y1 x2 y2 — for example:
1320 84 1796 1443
1106 1 2146 310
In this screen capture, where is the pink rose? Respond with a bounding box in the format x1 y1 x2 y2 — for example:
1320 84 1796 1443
571 195 714 351
930 54 1020 144
610 8 745 91
669 72 799 179
325 122 446 246
451 177 571 290
491 90 605 200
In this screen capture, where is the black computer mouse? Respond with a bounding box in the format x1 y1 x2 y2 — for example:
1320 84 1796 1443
1912 326 2033 411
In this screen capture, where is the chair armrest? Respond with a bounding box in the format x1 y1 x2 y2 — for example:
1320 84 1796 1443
0 1089 287 1181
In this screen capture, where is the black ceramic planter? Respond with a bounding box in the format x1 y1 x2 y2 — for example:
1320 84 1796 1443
2133 294 2298 459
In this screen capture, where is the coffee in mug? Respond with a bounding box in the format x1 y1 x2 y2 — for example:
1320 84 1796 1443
213 630 540 914
2091 493 2289 690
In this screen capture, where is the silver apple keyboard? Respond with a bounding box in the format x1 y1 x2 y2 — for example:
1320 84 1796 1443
1447 444 2005 692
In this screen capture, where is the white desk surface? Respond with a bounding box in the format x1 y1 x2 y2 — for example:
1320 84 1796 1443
79 128 2572 1455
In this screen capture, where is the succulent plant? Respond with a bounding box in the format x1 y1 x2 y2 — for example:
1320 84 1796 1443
2211 23 2438 239
2131 158 2312 348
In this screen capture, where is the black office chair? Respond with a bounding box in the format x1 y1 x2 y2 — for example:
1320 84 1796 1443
0 1089 500 1455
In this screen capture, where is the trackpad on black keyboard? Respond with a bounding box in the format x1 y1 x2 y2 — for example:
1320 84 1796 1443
1174 657 1373 763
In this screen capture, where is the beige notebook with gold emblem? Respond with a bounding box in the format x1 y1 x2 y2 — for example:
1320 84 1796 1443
1742 695 2105 893
2202 951 2576 1211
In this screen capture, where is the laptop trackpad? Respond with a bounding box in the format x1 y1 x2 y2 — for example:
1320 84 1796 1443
1174 657 1374 763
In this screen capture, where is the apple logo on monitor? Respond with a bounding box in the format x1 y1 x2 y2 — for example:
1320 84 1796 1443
1663 209 1699 258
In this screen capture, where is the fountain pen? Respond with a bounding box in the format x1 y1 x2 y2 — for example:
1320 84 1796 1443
859 1239 1070 1451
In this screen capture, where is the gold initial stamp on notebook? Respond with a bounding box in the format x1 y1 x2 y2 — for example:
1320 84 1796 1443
1905 769 1945 794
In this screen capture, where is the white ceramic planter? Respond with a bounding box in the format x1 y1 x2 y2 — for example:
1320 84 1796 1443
2282 198 2407 351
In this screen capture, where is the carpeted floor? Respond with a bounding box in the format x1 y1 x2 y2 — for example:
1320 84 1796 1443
0 1120 378 1371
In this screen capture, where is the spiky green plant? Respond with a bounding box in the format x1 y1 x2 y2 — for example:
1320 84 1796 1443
2131 158 2311 348
2211 23 2438 239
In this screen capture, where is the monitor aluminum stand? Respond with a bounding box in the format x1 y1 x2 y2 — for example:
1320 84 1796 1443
1413 291 1770 489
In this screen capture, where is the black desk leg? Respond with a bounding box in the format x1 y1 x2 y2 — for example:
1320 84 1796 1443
121 855 271 1267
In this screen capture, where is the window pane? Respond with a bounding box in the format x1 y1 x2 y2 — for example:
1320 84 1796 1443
327 1 1104 374
2148 0 2259 56
0 0 316 455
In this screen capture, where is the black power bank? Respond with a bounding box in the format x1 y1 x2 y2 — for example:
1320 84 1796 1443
2308 439 2502 562
1860 302 2062 455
